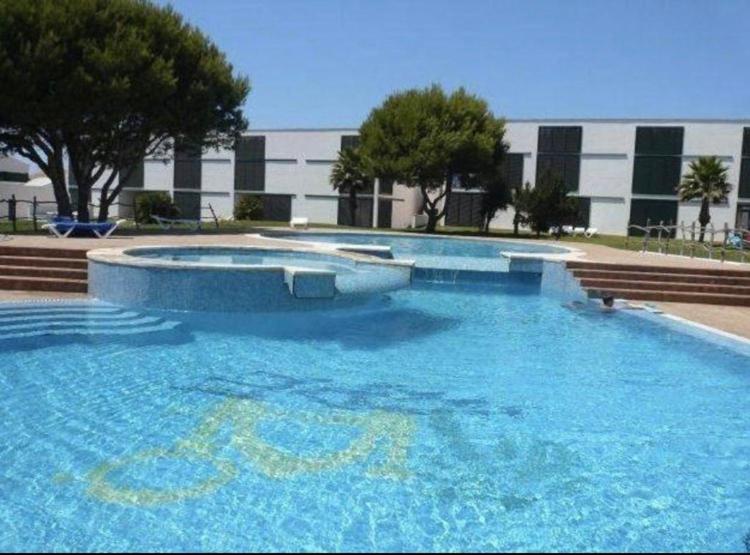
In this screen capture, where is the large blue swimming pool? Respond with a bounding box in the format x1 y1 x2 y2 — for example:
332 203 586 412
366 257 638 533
2 281 749 551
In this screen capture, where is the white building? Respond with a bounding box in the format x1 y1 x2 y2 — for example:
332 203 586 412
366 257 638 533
0 157 56 219
70 119 750 235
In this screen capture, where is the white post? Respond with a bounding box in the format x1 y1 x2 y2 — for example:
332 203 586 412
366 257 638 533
372 177 380 228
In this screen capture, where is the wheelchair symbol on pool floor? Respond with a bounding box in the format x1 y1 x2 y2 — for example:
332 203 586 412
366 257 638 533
85 399 416 506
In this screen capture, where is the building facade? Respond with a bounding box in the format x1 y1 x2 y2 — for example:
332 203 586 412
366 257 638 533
72 119 750 235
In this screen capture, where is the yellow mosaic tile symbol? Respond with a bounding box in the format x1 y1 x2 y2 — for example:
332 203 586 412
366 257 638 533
86 399 415 506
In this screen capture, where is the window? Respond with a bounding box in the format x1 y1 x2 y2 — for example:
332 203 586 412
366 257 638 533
0 171 28 182
173 191 202 220
574 197 591 228
379 178 394 195
120 159 144 189
628 199 678 236
235 193 292 222
501 153 524 190
340 135 360 151
737 203 750 229
174 142 202 190
632 127 684 195
536 126 581 192
445 192 483 227
337 197 373 227
235 136 265 191
377 200 392 228
740 128 750 198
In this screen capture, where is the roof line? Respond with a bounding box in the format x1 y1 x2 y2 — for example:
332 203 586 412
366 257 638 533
247 118 750 133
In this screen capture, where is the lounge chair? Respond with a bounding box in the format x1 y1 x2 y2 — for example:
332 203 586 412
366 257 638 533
43 217 126 238
584 227 599 238
289 217 309 229
152 215 202 231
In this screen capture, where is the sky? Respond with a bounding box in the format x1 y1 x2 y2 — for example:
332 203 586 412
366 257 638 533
137 1 750 127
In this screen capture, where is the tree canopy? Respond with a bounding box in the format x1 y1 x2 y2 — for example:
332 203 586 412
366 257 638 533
0 0 249 221
677 156 731 242
359 85 507 232
525 172 579 238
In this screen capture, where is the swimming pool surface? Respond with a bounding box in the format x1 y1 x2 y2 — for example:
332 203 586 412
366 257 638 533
2 282 749 551
133 248 357 273
270 232 569 271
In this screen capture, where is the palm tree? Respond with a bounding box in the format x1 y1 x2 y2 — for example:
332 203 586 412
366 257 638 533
330 147 374 227
677 156 731 243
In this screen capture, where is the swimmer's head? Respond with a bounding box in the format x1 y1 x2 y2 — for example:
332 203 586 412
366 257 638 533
602 296 615 308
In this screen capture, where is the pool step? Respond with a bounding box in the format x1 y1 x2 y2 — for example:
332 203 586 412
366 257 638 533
572 269 750 286
0 265 88 280
0 247 89 293
0 276 88 293
584 287 750 307
568 261 750 306
0 303 182 341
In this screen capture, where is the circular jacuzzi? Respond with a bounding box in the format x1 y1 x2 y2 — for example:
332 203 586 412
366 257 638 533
87 246 413 312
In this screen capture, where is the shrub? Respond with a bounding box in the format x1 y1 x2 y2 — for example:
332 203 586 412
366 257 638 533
234 195 263 220
135 192 180 224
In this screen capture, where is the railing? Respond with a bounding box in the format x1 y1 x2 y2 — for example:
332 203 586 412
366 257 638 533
0 195 59 232
625 219 750 263
0 195 220 231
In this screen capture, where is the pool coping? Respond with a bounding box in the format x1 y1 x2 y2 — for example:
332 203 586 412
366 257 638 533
250 229 586 269
87 244 416 273
618 301 750 357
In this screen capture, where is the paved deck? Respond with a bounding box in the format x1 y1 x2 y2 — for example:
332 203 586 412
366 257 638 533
2 232 750 340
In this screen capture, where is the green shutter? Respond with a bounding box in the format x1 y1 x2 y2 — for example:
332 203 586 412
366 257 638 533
174 142 202 190
628 199 678 236
341 135 360 151
739 158 750 198
173 191 202 220
501 153 524 189
632 127 683 195
537 127 581 191
235 136 265 191
120 159 144 189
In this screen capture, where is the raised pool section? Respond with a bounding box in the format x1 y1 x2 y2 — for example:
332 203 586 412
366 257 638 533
88 246 413 312
260 230 578 280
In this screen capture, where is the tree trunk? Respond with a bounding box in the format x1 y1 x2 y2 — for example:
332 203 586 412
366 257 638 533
76 182 91 223
49 175 73 218
513 213 520 237
348 189 357 227
698 197 710 243
47 146 74 218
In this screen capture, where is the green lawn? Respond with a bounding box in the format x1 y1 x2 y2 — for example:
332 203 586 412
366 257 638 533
2 218 748 264
434 225 750 264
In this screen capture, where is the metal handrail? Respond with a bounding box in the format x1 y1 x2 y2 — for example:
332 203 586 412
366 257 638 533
1 195 220 231
626 219 750 264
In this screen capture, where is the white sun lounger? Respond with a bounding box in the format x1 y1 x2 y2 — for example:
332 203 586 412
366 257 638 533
584 227 599 238
152 215 202 231
289 217 309 229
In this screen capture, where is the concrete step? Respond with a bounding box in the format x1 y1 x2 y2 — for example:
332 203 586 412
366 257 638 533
0 276 88 293
571 269 750 286
0 265 88 280
579 278 750 296
0 246 88 260
586 287 750 306
0 255 88 270
566 260 750 278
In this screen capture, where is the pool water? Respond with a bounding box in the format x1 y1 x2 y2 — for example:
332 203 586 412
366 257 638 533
2 282 749 551
134 248 357 274
271 232 568 271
